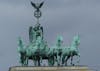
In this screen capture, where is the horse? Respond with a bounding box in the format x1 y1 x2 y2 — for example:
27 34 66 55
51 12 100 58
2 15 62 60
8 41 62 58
17 37 28 66
18 36 44 66
62 35 80 66
34 37 56 66
51 35 64 66
39 35 64 66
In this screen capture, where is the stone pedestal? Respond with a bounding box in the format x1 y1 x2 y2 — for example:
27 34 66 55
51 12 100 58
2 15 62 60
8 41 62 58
9 66 93 71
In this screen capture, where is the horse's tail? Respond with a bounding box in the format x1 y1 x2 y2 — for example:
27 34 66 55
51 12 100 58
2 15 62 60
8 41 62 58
77 53 80 64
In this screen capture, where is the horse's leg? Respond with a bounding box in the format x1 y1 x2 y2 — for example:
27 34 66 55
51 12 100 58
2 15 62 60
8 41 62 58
77 54 80 65
52 57 55 66
38 60 40 66
48 58 53 66
70 56 74 66
65 56 70 66
60 55 63 66
52 56 55 66
21 59 25 66
24 56 26 66
34 60 37 66
26 57 28 66
62 53 68 66
19 56 21 64
20 54 24 66
62 55 65 66
34 56 37 66
48 59 50 66
54 56 57 66
32 57 36 66
37 56 40 66
59 54 63 66
57 54 60 66
50 57 54 66
40 56 42 64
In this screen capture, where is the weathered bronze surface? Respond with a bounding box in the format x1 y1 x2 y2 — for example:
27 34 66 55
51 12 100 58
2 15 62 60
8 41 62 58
17 1 81 66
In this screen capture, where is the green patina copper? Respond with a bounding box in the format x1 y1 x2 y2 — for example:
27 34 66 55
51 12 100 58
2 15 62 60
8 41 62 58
61 35 80 66
17 1 81 66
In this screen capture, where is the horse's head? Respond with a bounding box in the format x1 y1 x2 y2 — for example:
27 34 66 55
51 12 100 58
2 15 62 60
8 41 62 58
56 35 63 47
17 37 25 53
72 35 80 47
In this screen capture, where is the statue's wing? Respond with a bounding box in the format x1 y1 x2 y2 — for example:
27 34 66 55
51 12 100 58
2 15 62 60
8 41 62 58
39 1 44 8
31 1 37 9
29 26 33 43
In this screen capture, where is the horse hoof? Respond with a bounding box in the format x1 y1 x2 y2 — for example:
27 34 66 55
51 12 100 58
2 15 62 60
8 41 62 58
72 64 75 66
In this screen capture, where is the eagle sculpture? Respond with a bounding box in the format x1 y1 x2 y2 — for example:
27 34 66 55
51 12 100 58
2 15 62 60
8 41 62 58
31 1 44 11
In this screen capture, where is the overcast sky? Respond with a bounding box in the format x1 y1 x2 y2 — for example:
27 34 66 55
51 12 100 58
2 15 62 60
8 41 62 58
0 0 99 71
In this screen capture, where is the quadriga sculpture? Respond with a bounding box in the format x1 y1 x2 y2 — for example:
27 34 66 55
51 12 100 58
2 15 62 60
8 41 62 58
18 35 80 66
17 1 81 67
